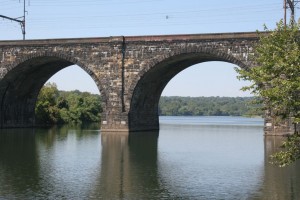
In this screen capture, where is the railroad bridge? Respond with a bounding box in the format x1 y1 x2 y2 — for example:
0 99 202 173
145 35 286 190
0 32 279 134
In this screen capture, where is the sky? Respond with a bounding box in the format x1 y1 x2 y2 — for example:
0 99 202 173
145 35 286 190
0 0 286 97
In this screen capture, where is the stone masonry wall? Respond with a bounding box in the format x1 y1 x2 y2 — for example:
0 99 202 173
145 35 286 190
0 32 279 133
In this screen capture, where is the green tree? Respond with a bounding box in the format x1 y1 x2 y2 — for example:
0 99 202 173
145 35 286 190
35 83 62 124
236 20 300 166
35 83 102 125
270 134 300 167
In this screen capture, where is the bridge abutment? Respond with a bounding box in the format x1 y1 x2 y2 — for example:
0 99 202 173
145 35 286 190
264 109 295 136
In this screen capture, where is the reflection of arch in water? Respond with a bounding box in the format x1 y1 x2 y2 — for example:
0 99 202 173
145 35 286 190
0 53 106 128
88 132 174 199
128 49 249 131
0 129 40 198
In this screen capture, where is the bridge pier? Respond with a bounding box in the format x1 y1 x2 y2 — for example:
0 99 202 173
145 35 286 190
0 103 35 128
128 112 159 132
100 109 160 133
0 83 36 128
101 112 129 132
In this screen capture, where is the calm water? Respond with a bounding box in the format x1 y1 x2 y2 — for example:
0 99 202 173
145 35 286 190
0 116 299 200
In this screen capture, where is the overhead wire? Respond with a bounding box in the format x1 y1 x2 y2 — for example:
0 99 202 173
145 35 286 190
22 3 281 21
1 1 282 15
0 0 285 37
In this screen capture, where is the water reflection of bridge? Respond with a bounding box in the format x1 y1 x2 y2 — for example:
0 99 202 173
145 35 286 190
89 129 300 199
88 132 174 199
0 127 300 199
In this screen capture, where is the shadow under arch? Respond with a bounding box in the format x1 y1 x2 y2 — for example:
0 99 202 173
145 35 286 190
0 53 107 128
128 50 249 131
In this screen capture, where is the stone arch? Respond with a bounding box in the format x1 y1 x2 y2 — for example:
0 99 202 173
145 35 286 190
6 52 107 100
127 48 249 131
0 52 107 128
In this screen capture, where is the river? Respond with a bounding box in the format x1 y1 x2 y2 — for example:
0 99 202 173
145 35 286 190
0 116 299 199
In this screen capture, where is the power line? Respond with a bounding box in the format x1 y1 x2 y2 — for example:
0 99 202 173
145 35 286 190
284 0 300 26
0 1 283 39
0 0 28 40
18 3 280 24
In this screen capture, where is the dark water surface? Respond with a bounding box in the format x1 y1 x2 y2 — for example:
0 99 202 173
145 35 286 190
0 116 299 199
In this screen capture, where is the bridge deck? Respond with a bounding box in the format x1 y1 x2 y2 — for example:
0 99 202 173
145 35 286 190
0 32 260 46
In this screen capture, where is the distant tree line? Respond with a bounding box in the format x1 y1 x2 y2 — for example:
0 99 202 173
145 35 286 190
159 96 263 117
35 83 102 125
35 84 262 125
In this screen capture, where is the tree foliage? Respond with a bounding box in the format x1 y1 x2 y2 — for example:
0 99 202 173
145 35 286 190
159 96 262 117
236 20 300 166
237 20 300 126
270 134 300 167
35 83 102 125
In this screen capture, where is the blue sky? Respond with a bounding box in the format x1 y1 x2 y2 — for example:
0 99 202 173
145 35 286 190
1 0 285 96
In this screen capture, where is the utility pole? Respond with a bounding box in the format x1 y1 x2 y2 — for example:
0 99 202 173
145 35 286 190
0 0 27 40
284 0 300 26
284 0 287 26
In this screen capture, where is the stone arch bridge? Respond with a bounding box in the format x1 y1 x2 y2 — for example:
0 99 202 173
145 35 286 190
0 32 277 133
